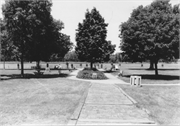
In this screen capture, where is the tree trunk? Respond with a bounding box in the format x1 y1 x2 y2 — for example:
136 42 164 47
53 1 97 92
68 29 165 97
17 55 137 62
20 48 24 77
3 51 5 69
36 61 41 73
20 54 24 77
90 62 93 69
154 61 158 75
3 60 5 69
149 60 154 70
20 40 24 77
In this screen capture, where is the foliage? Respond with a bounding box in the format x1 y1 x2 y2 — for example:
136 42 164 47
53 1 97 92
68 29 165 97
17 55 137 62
57 33 73 60
109 54 116 63
114 52 123 62
2 0 72 75
109 52 123 63
83 67 98 71
64 51 79 61
0 18 19 61
2 0 51 75
119 0 179 75
49 33 73 61
75 7 115 67
77 68 107 80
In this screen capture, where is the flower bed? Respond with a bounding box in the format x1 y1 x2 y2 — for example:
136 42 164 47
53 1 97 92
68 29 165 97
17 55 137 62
77 68 107 80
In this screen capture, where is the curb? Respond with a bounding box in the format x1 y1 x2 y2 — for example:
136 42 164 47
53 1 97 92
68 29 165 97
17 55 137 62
68 83 92 125
77 119 156 125
114 84 157 125
141 83 180 86
114 84 137 104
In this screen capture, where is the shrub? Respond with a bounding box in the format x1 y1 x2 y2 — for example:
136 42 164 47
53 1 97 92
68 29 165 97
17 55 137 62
77 68 107 80
83 67 98 71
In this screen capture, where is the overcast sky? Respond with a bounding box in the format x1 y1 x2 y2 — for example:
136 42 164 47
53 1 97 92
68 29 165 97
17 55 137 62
0 0 179 53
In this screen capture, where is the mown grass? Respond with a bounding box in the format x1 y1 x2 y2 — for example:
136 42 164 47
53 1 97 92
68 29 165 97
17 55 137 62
0 78 90 125
117 84 180 125
1 62 180 84
0 69 73 81
110 63 180 84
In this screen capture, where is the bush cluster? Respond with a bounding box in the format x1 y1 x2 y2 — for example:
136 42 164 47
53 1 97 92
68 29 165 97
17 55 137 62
77 68 107 80
83 67 98 71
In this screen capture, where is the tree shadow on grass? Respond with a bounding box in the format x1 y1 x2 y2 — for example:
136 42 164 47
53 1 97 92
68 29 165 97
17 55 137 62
123 74 180 80
103 70 119 73
128 68 180 71
0 73 69 81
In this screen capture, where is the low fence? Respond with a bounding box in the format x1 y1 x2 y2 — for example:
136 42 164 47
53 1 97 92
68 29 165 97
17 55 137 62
0 61 179 70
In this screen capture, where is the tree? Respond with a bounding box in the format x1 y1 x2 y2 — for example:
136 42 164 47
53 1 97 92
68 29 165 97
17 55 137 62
0 18 19 69
2 0 38 76
50 32 73 61
21 0 58 73
25 17 72 64
109 54 116 63
114 52 123 62
2 0 73 75
109 53 123 63
64 51 79 61
76 7 115 68
120 0 179 75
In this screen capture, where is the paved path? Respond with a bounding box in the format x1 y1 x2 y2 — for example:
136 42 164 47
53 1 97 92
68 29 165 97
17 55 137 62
67 69 156 125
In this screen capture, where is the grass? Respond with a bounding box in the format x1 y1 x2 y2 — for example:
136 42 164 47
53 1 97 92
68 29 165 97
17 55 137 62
0 69 72 80
76 68 107 80
1 62 180 84
117 84 180 125
0 78 90 125
0 62 180 125
110 63 180 84
1 62 179 84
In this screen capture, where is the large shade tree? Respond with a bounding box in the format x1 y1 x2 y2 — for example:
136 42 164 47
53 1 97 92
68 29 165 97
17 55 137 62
120 0 179 75
50 32 73 61
76 7 115 68
2 0 33 76
2 0 53 76
2 0 72 76
25 18 72 65
0 18 19 69
24 0 56 64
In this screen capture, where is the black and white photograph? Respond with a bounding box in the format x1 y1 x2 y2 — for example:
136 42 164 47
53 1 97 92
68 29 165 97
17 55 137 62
0 0 180 125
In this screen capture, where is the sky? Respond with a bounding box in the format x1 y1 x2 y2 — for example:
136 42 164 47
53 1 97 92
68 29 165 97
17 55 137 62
0 0 179 53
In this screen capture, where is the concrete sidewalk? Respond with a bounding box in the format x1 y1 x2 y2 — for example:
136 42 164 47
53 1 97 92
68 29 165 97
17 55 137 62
67 69 156 125
68 83 156 125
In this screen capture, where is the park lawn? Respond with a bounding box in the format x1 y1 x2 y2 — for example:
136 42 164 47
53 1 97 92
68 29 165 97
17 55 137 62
0 69 73 80
0 78 90 126
111 67 180 84
0 69 72 75
117 84 180 125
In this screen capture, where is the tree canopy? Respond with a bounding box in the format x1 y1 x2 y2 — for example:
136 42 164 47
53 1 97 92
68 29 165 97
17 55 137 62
0 18 19 62
64 51 79 62
119 0 179 75
2 0 72 76
75 7 115 68
50 32 73 61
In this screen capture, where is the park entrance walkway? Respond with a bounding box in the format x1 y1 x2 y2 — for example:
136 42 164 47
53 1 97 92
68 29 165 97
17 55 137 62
67 69 156 125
